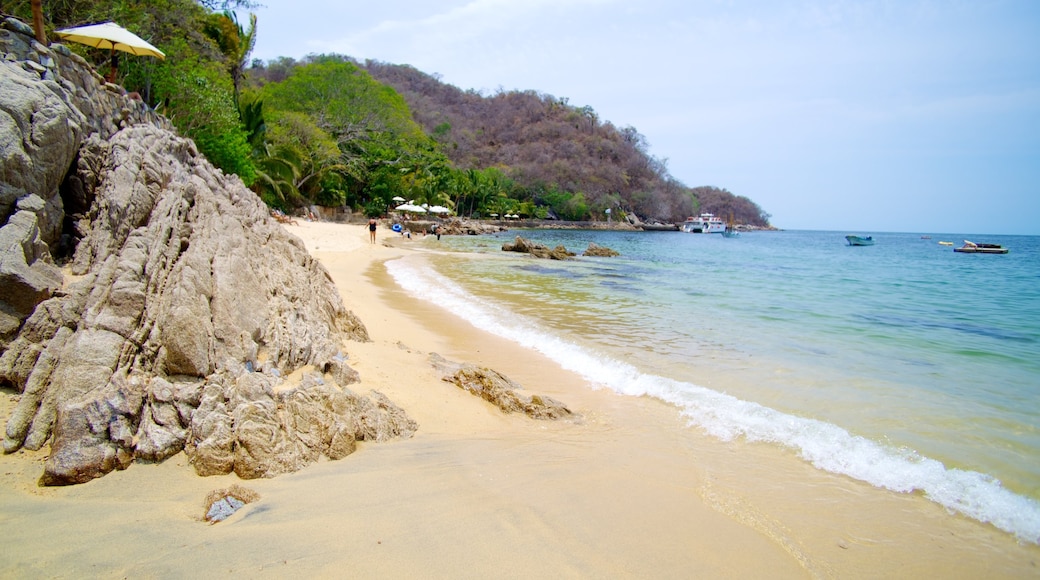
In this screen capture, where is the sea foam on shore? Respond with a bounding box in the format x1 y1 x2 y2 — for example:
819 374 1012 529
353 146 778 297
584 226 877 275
387 252 1040 544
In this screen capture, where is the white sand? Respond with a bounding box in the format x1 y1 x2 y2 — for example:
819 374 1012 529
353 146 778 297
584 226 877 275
1 220 1037 578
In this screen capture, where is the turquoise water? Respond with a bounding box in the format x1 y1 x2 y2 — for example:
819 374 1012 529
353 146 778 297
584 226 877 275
386 229 1040 542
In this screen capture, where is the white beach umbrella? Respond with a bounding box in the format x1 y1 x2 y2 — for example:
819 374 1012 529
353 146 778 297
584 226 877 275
428 205 452 214
55 22 166 58
395 203 427 213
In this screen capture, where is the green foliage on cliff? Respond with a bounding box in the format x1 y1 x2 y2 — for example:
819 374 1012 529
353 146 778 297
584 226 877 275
12 0 771 225
9 0 257 185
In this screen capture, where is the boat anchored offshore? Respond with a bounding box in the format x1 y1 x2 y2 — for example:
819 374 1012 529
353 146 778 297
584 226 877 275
681 213 726 233
722 212 740 237
845 235 874 246
954 240 1009 254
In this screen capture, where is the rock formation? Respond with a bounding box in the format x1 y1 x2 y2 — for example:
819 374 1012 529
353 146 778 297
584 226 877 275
501 236 576 260
582 242 619 257
430 353 576 421
0 18 415 485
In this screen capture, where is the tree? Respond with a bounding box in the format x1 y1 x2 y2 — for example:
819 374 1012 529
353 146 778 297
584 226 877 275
260 57 441 211
264 111 345 204
151 42 256 185
202 10 257 104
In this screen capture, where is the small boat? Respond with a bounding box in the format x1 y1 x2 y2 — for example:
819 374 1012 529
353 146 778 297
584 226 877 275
954 240 1008 254
845 235 874 246
722 212 740 237
938 241 954 246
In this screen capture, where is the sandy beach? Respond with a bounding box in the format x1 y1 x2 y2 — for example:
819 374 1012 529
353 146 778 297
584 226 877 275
1 220 1037 578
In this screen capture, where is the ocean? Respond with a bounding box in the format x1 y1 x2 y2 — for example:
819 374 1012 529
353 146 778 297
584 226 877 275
386 228 1040 543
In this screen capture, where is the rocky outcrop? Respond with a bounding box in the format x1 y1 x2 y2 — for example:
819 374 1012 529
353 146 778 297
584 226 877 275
501 236 576 260
430 354 576 421
582 242 619 257
0 18 414 485
437 218 507 236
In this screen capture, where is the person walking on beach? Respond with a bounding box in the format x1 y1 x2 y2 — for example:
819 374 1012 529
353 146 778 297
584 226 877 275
368 217 377 244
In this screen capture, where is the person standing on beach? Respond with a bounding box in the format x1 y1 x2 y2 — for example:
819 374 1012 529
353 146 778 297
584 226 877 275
368 217 377 244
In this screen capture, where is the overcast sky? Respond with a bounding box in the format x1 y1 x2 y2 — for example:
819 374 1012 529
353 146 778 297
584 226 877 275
241 1 1040 235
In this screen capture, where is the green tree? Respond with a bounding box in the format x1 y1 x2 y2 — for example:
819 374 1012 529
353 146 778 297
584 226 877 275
260 57 440 210
264 110 346 204
202 10 257 104
151 42 256 185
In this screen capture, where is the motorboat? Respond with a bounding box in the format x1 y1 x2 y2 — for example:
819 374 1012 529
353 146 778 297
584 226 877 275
954 240 1008 254
845 235 874 246
680 213 726 233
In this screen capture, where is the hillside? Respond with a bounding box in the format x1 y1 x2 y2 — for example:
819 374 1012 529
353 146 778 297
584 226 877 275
361 61 772 227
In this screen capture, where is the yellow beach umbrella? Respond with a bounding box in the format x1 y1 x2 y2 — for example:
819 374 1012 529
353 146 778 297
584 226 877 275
55 22 165 59
55 22 164 82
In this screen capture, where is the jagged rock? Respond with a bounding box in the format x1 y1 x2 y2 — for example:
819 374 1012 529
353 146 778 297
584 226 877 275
40 371 144 485
184 371 416 480
0 199 63 331
0 18 414 486
437 218 507 236
583 242 620 257
430 353 576 420
501 236 575 260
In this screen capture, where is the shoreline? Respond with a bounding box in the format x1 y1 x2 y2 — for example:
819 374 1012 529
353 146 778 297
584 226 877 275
0 221 1036 577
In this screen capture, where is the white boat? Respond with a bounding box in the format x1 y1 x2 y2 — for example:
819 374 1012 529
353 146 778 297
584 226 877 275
680 213 726 234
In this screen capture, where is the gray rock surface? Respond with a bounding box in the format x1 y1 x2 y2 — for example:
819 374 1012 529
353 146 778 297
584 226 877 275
0 17 414 485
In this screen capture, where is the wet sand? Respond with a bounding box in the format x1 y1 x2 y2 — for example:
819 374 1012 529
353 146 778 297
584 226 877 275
0 220 1037 578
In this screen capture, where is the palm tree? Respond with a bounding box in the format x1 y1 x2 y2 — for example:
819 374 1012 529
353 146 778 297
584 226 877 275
251 144 304 208
203 11 257 105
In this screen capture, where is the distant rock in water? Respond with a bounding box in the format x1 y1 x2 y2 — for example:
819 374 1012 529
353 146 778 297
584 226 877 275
582 242 619 257
0 17 414 485
501 236 575 260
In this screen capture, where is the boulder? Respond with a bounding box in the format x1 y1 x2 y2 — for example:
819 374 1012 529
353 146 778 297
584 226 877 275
501 236 575 260
430 353 577 421
583 242 620 257
0 18 414 485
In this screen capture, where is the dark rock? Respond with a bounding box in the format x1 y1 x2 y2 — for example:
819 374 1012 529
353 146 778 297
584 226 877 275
501 236 575 260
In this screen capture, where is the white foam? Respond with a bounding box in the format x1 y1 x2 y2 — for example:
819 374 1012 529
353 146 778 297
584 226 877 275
386 257 1040 544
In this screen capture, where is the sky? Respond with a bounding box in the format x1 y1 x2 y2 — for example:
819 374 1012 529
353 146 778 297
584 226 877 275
240 0 1040 235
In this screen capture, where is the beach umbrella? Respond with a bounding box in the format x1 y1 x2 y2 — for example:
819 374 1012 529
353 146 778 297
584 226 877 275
55 22 166 58
427 205 452 214
391 196 406 202
55 21 165 81
395 203 426 213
